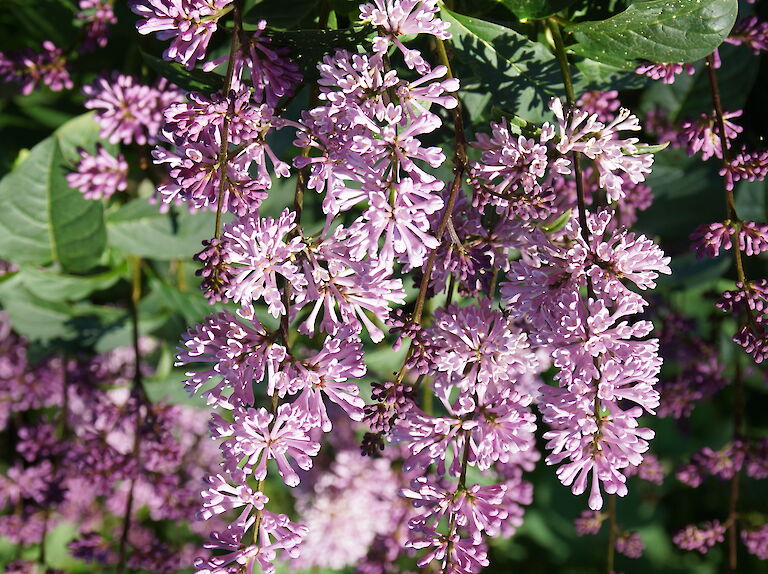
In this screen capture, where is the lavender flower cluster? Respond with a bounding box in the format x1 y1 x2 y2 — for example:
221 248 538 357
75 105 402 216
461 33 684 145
0 313 219 572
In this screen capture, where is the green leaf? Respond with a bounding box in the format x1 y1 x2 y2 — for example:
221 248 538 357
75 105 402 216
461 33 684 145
0 121 107 273
150 277 219 324
262 27 373 81
541 209 572 233
498 0 576 20
569 0 738 69
441 8 563 122
15 263 128 302
0 274 125 346
141 52 224 93
627 141 670 155
242 0 321 29
107 199 218 261
734 177 766 223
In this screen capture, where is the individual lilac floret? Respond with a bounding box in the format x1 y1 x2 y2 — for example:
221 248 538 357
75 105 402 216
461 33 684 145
726 16 768 55
198 471 268 521
742 525 768 560
720 147 768 191
77 0 117 51
635 61 695 84
129 0 233 69
214 403 320 487
67 144 128 200
84 74 183 145
550 98 654 203
359 0 451 72
222 209 307 318
0 41 72 95
673 521 726 553
679 110 742 161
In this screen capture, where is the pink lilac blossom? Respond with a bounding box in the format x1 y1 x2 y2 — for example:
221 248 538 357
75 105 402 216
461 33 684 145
129 0 234 68
359 0 451 73
673 521 726 553
468 118 566 221
294 451 401 570
575 510 605 535
720 147 768 191
67 144 128 200
77 0 117 51
214 403 321 486
615 531 644 558
176 311 286 407
679 110 743 161
84 73 183 146
203 20 303 107
635 61 696 84
717 280 768 363
0 41 72 95
726 16 768 55
742 525 768 560
577 90 621 122
550 98 654 202
222 209 307 318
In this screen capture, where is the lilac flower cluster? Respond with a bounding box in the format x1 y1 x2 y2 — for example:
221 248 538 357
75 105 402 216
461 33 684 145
494 99 668 511
0 314 217 571
76 0 117 51
67 144 129 200
0 41 72 95
130 0 234 69
148 0 464 570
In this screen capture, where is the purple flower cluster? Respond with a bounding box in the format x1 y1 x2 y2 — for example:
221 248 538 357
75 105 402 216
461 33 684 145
635 61 696 84
726 16 768 55
0 41 72 95
77 0 117 51
84 73 184 146
129 0 234 69
0 314 216 570
67 144 129 200
158 1 462 570
496 100 668 511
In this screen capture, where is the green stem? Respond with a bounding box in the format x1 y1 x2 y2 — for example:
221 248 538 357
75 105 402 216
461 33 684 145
116 257 145 574
214 0 244 239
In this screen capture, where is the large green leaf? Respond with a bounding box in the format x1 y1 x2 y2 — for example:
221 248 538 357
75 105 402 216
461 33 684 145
15 263 128 302
107 199 218 260
0 121 107 273
569 0 738 69
441 8 562 122
0 274 125 346
499 0 576 20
